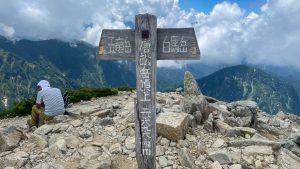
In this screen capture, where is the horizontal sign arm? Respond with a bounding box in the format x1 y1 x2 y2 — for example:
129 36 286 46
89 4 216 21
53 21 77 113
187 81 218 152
97 28 200 60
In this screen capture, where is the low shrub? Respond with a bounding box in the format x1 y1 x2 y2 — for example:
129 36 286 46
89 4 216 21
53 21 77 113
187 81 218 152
0 87 119 119
67 87 118 103
0 97 35 119
117 86 134 92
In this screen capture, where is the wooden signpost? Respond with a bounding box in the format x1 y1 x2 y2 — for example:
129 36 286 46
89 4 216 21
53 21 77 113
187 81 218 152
97 13 200 169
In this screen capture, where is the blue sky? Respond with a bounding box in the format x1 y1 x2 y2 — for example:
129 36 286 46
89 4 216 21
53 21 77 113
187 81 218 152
179 0 266 13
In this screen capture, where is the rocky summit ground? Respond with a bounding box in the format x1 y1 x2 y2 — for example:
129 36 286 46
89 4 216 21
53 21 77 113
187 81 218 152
0 72 300 169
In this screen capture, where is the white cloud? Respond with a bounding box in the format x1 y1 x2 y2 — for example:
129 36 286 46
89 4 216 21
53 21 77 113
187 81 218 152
0 23 15 38
0 0 300 70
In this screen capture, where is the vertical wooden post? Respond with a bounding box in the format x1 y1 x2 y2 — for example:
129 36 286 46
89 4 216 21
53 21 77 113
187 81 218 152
135 14 157 169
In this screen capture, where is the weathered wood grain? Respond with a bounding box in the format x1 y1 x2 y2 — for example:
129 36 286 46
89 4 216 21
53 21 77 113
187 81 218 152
97 28 200 60
97 29 135 60
135 13 157 169
96 13 201 169
157 28 200 60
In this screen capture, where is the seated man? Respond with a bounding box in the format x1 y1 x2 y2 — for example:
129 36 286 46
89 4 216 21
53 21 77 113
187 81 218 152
28 80 65 128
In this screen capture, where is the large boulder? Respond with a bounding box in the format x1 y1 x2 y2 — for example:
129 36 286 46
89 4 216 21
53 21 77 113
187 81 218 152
0 151 29 168
183 71 202 95
182 71 212 123
0 126 23 151
27 133 48 149
156 112 190 141
226 101 258 127
277 148 300 169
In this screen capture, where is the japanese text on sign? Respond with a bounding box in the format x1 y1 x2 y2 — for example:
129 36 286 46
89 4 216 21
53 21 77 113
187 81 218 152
162 36 188 54
107 37 131 54
138 39 152 156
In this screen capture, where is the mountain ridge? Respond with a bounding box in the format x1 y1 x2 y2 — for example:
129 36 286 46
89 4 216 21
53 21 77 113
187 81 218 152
197 65 300 115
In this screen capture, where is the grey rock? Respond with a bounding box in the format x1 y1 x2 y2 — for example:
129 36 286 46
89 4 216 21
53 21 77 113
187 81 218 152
197 141 207 155
65 135 81 149
224 116 243 127
193 110 202 125
227 139 281 148
112 103 121 109
189 115 197 128
203 113 214 132
226 127 256 137
31 163 65 169
125 136 135 150
208 150 232 165
254 160 263 169
227 147 242 163
178 148 195 169
121 127 135 137
53 115 69 123
52 123 69 133
242 145 273 156
183 71 202 95
70 119 83 127
288 132 300 146
208 161 222 169
0 126 22 151
158 156 169 167
0 151 29 168
228 101 259 112
281 140 300 157
156 145 165 156
79 146 102 159
49 139 67 156
156 112 190 141
160 137 170 146
229 164 242 169
95 117 114 126
212 139 225 148
257 123 282 135
34 124 53 135
28 133 48 149
227 101 258 127
91 109 111 118
97 155 112 169
79 128 93 139
67 104 102 117
182 95 211 122
109 143 122 154
277 148 300 169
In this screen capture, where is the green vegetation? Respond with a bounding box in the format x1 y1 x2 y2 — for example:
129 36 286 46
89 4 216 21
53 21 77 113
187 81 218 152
198 65 300 115
117 86 134 92
0 97 36 119
0 87 120 119
67 88 118 103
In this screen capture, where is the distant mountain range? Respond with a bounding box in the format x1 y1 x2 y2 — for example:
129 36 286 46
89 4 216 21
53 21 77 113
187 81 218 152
197 65 300 115
0 36 131 109
1 36 300 115
0 36 214 109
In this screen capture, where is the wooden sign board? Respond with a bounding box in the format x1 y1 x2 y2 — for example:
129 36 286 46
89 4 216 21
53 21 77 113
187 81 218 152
97 29 135 60
96 13 200 169
97 28 200 60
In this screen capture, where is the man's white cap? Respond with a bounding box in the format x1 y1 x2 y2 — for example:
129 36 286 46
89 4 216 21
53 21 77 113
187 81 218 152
37 80 50 89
